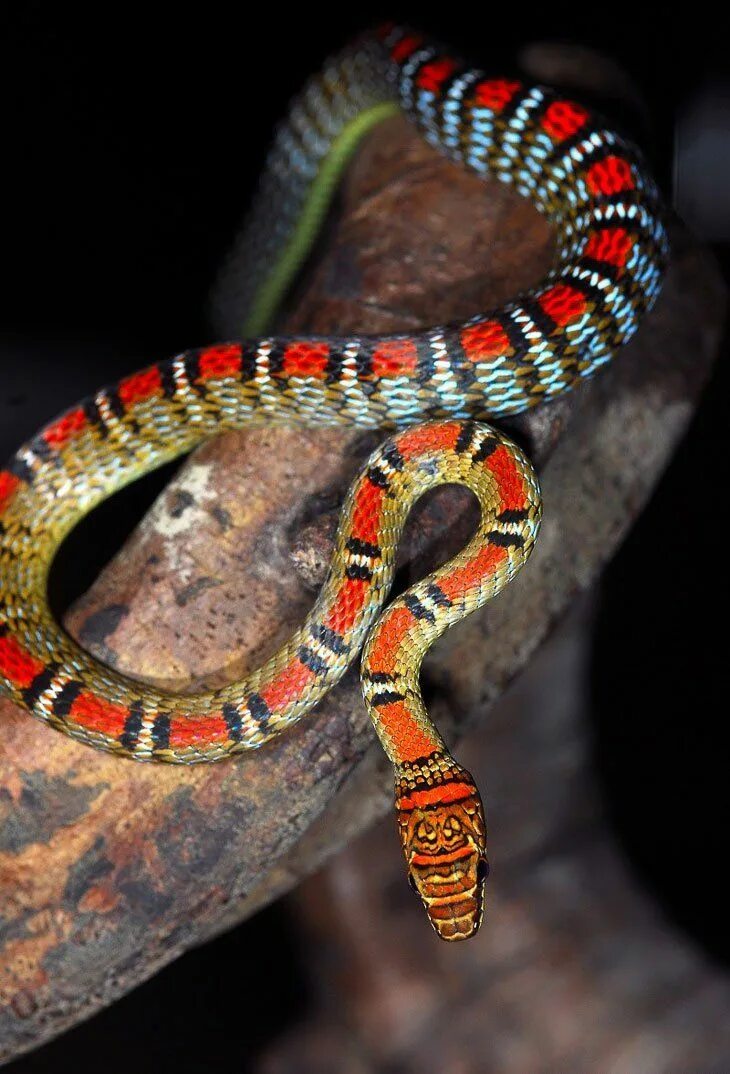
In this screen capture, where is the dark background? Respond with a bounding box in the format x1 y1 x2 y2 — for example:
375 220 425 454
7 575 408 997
3 5 728 1070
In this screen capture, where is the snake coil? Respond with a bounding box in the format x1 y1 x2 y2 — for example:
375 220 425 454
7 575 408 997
0 25 666 938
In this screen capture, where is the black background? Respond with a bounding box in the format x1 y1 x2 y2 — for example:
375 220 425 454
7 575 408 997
3 5 728 1070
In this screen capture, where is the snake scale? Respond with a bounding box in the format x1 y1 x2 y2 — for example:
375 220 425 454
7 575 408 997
0 24 666 939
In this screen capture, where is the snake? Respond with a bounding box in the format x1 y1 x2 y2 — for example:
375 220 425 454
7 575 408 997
0 24 666 940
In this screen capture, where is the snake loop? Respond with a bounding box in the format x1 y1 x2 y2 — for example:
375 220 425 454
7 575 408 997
0 24 665 939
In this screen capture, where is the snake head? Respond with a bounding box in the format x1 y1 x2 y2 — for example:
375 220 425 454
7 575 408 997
395 757 488 941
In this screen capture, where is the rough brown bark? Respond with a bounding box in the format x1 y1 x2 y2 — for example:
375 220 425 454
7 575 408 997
0 46 725 1065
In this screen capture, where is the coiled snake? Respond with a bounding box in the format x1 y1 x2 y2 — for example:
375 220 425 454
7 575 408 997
0 25 666 940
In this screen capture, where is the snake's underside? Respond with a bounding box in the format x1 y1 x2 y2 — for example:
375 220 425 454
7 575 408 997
0 24 666 939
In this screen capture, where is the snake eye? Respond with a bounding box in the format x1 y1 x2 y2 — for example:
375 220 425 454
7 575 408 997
477 857 490 885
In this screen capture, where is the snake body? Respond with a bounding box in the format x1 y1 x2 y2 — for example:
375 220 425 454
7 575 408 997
0 25 666 939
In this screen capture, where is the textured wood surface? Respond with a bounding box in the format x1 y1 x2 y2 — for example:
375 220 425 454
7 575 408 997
0 51 725 1064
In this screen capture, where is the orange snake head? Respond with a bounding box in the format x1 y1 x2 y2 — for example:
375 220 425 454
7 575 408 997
395 756 488 941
